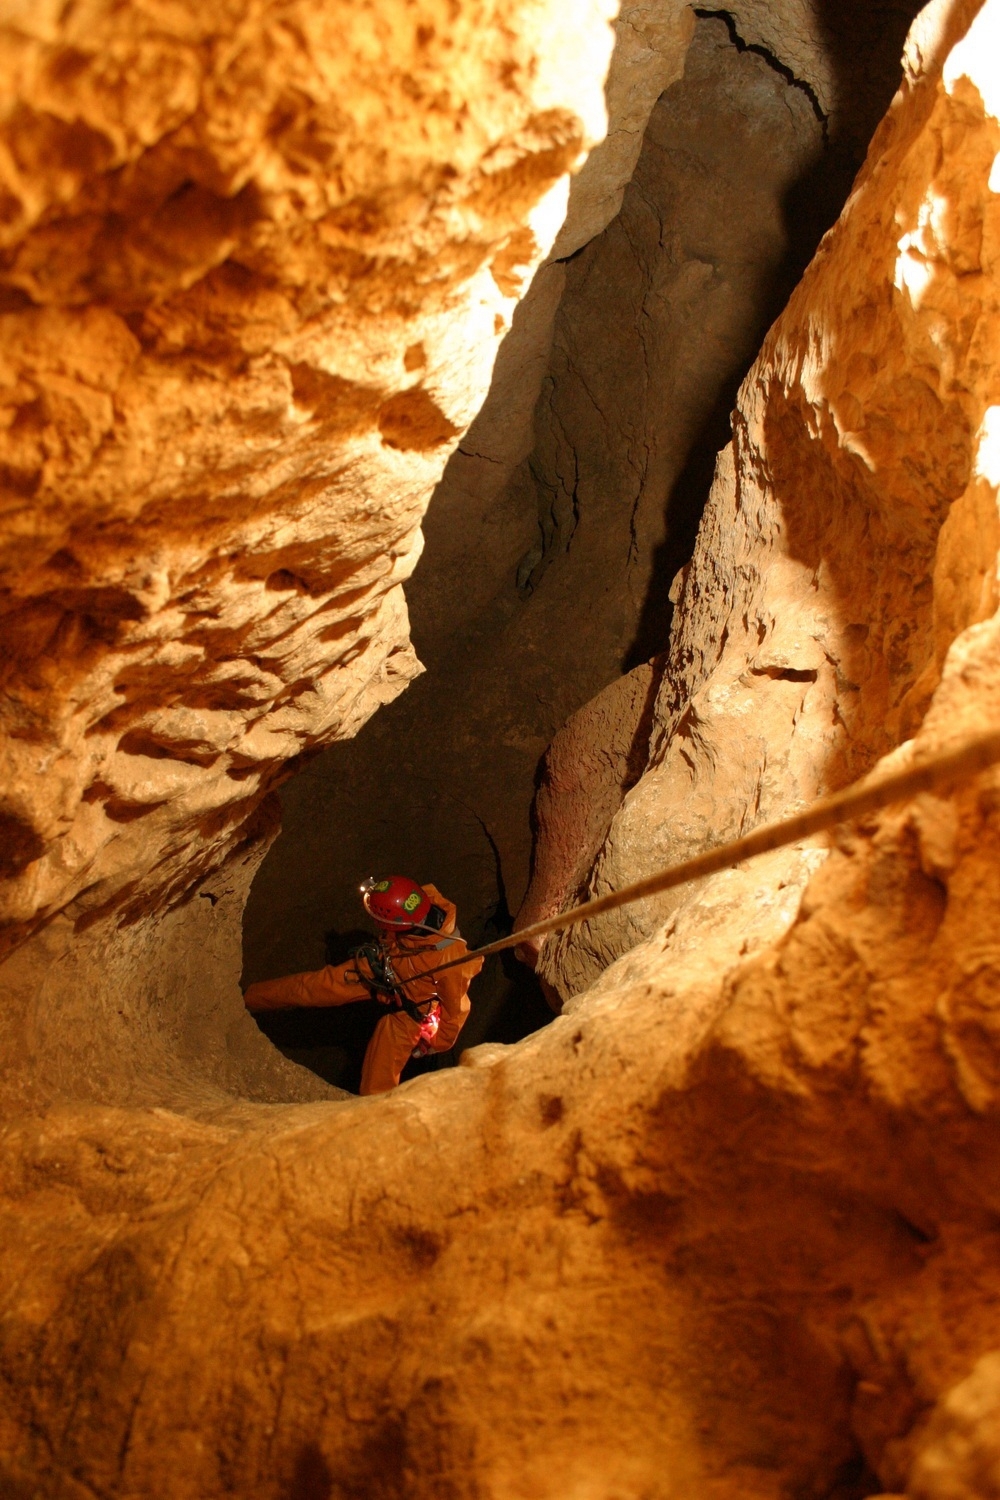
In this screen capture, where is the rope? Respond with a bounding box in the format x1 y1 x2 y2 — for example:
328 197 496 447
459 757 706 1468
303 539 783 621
420 727 1000 981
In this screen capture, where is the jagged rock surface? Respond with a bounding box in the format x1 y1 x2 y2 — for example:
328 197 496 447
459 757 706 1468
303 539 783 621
0 0 617 1104
0 0 615 968
532 0 1000 1003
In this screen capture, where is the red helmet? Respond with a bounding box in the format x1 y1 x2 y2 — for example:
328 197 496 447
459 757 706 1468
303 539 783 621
360 875 431 929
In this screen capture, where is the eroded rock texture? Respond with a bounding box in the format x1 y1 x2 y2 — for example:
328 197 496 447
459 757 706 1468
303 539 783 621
243 2 920 1040
528 0 1000 1004
0 0 616 949
0 0 616 1100
2 1 1000 1498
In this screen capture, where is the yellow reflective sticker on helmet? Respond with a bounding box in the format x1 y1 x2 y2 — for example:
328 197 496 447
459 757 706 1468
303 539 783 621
403 891 422 912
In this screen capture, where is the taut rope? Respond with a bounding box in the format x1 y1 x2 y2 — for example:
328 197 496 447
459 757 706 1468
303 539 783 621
420 728 1000 980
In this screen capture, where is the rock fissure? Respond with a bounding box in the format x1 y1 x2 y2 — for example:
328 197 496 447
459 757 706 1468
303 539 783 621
693 7 831 136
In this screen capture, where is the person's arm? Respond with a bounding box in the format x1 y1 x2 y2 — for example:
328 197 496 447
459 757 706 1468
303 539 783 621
430 949 484 1051
244 960 370 1011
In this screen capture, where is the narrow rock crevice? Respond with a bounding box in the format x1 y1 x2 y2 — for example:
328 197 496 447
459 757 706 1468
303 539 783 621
240 5 932 1090
694 7 830 134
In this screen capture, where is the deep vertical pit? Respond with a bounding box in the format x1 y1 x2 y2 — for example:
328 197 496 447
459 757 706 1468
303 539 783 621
241 4 925 1091
1 2 998 1495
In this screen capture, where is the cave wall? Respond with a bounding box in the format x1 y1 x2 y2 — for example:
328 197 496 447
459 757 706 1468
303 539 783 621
242 0 921 1018
1 5 1000 1499
0 810 337 1113
0 0 618 1106
524 0 1000 1003
515 13 826 646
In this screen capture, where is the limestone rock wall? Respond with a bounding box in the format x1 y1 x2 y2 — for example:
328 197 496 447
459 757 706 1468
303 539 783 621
532 0 1000 1003
0 812 339 1114
0 0 615 971
243 2 908 1011
0 0 622 1105
6 550 1000 1496
514 12 827 650
2 3 1000 1498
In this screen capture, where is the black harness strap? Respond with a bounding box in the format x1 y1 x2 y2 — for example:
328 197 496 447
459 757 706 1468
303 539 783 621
347 940 431 1023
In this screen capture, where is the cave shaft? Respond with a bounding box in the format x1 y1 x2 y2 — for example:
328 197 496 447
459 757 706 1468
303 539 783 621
1 1 1000 1497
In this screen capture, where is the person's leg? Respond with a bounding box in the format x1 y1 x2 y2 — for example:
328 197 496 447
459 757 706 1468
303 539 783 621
360 1012 421 1095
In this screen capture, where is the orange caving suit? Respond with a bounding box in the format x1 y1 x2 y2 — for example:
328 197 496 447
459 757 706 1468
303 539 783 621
243 885 483 1095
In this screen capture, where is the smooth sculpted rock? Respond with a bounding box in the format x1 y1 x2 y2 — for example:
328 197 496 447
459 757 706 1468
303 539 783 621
514 658 665 984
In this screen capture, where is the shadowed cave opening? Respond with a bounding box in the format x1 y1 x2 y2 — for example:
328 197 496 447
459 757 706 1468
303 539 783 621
242 3 925 1095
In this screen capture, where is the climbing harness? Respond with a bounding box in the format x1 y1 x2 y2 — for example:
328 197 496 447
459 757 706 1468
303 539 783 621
414 726 1000 984
346 931 458 1059
346 939 426 1019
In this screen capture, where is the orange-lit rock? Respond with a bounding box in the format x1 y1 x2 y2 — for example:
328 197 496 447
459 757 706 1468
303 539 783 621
534 0 1000 1004
2 1 1000 1498
0 0 616 966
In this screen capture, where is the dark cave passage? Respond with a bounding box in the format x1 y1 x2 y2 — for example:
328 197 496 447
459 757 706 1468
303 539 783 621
241 2 925 1092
